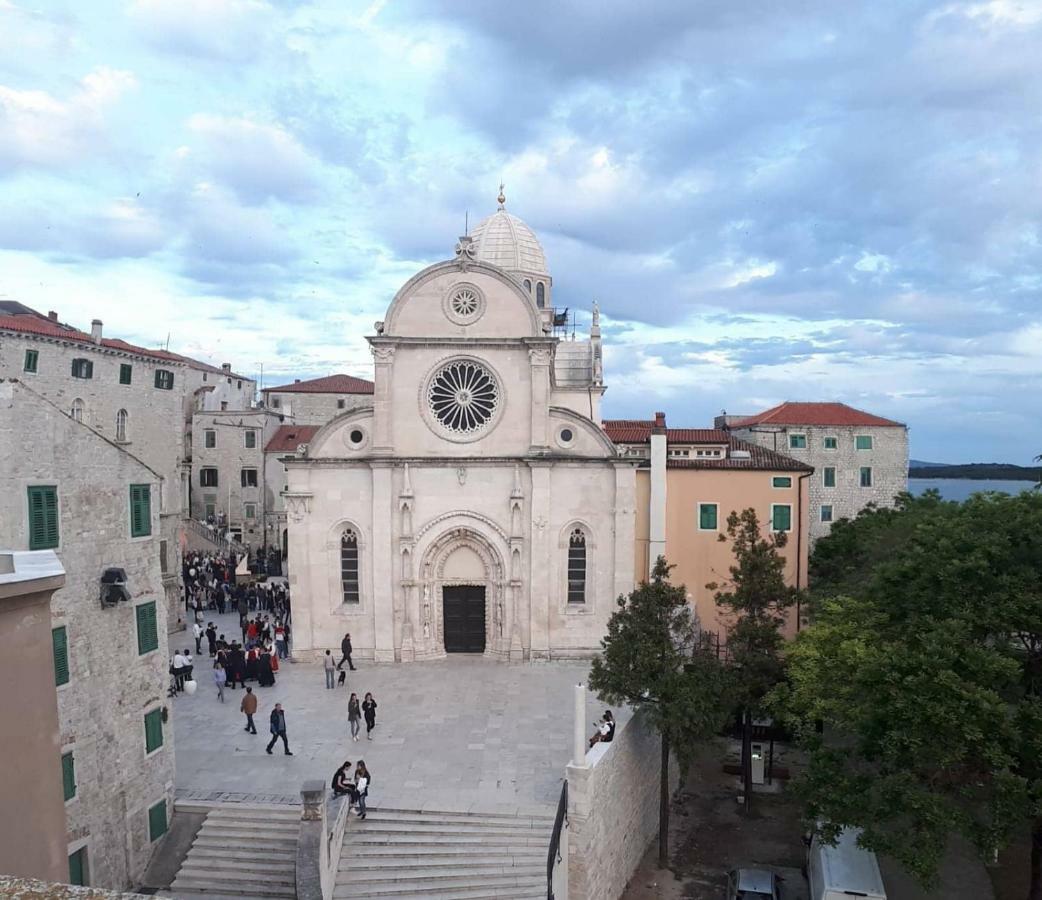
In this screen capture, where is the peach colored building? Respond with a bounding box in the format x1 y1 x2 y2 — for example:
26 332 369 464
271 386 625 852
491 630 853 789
605 414 812 640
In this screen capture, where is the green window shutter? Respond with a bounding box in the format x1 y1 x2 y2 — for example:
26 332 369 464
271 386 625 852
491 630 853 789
52 626 69 686
823 436 837 449
24 349 38 372
68 847 87 886
62 751 76 801
789 434 807 449
820 505 833 523
860 466 873 487
856 435 873 450
136 602 158 654
772 505 792 532
699 504 718 530
144 709 163 754
148 799 168 842
823 467 836 488
119 364 132 385
28 485 59 550
130 484 152 537
772 476 792 488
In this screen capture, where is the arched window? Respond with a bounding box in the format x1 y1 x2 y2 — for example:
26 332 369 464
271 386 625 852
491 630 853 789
116 409 128 442
524 279 531 291
341 529 360 604
567 528 586 604
70 398 84 423
536 282 546 308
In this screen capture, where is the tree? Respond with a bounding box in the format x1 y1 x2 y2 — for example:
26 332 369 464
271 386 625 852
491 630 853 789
709 508 799 810
780 492 1042 900
589 557 731 868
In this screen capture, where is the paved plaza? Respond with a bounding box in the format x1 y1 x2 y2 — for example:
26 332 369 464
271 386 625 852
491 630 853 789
171 611 628 815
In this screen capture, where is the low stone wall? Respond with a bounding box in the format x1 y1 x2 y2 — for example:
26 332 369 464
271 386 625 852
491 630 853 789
566 709 678 900
296 780 353 900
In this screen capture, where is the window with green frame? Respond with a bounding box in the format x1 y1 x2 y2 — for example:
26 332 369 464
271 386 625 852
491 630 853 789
148 799 168 842
855 434 873 450
136 602 158 654
788 434 807 449
24 349 39 373
130 484 151 537
68 847 88 886
698 503 718 530
144 708 163 754
823 436 837 449
27 485 59 550
772 504 792 532
772 476 792 488
154 369 174 390
62 751 76 801
823 467 836 488
119 363 132 385
860 466 873 487
820 505 834 523
53 625 69 686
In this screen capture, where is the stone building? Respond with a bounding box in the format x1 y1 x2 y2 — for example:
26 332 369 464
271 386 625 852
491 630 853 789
260 373 373 424
606 413 812 637
188 407 285 545
285 194 634 662
263 424 320 565
719 401 909 541
0 379 176 891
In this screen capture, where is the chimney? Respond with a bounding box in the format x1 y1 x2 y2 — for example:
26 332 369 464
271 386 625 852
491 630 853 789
652 411 667 432
294 379 300 383
91 319 103 344
48 311 58 322
221 363 231 372
648 411 668 576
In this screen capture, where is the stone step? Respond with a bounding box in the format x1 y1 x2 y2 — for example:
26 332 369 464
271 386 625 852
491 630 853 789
344 820 550 837
185 845 298 864
332 874 544 898
358 809 554 827
171 874 295 898
176 864 297 887
176 859 296 879
335 891 544 900
345 864 544 883
202 806 300 821
342 852 543 868
347 832 547 847
196 820 299 837
175 801 299 818
191 833 297 853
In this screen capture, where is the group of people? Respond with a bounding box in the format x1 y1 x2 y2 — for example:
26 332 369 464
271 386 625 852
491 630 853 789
210 630 280 701
331 759 371 819
589 710 616 747
183 552 291 622
170 647 195 694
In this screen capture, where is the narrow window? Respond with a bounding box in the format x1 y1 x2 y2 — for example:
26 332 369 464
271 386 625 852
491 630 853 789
860 466 873 487
204 430 216 449
788 434 807 449
856 435 873 450
237 380 242 389
337 399 345 410
823 436 837 449
536 282 546 308
52 625 69 686
220 401 228 411
698 503 718 530
524 279 532 291
820 505 834 523
271 397 280 408
244 503 256 519
115 409 128 442
144 708 164 754
71 358 93 379
823 467 836 488
68 847 88 886
70 398 84 422
567 528 586 603
240 468 258 488
130 484 152 537
244 430 257 449
23 349 38 373
148 800 168 842
62 751 76 801
28 485 59 550
154 369 174 390
772 476 792 488
200 468 218 488
341 529 360 604
772 504 792 532
136 601 158 654
119 363 132 385
204 500 216 519
159 540 169 575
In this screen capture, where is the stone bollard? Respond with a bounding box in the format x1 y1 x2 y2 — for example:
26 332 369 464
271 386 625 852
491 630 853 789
296 780 327 900
573 682 587 767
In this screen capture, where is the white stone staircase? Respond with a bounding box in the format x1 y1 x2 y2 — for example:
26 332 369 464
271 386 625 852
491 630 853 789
334 808 553 899
168 804 299 899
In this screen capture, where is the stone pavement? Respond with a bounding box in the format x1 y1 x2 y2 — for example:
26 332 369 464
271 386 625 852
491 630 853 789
171 611 628 815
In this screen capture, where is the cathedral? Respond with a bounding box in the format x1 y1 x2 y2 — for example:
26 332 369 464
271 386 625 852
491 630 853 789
284 191 637 662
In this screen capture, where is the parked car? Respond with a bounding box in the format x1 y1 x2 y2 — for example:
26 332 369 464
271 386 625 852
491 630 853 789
725 867 782 900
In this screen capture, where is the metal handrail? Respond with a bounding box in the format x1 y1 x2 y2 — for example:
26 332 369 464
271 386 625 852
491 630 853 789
547 779 568 900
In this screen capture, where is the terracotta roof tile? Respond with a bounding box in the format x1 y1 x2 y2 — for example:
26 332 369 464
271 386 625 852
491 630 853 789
727 401 904 428
602 420 730 444
264 425 321 453
263 374 374 395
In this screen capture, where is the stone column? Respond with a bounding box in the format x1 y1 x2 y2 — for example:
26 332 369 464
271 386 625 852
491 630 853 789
370 344 395 453
296 780 326 900
528 347 552 450
528 461 551 659
371 463 395 662
573 682 587 766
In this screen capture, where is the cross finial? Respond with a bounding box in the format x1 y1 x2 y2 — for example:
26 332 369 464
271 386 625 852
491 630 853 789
497 182 506 209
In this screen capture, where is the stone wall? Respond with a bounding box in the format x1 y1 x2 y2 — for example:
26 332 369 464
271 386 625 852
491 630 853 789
263 391 369 425
566 710 678 900
0 381 176 891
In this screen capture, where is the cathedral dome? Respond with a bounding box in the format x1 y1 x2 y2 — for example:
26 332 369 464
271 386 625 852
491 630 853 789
469 189 548 277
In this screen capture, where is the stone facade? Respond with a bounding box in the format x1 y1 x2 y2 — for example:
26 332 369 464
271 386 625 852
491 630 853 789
566 709 679 900
0 380 176 891
261 382 371 425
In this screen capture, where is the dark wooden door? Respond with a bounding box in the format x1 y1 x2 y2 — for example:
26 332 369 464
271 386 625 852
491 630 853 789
443 585 486 653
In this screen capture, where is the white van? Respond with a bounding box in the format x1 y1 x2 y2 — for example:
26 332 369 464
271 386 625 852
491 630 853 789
807 827 887 900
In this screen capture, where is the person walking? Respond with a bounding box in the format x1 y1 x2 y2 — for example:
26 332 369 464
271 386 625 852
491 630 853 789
354 760 370 819
336 632 356 671
241 686 258 733
266 703 292 755
213 660 226 703
172 649 186 692
348 693 361 742
362 692 377 740
323 650 336 689
193 621 203 655
206 622 218 657
274 622 287 660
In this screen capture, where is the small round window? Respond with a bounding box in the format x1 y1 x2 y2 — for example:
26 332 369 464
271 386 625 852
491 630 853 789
347 428 366 449
558 427 575 447
443 283 486 325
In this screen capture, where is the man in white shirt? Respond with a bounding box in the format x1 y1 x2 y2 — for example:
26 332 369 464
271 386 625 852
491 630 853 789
172 650 186 692
193 621 203 654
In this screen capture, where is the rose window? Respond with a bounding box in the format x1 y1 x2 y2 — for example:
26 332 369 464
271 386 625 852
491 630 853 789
451 288 480 318
427 360 499 434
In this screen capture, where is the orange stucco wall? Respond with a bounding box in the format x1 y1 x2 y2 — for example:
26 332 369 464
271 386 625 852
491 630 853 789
635 468 810 640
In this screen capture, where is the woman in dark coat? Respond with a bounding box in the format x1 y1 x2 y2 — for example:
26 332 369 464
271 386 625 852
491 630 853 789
245 646 260 682
362 693 377 741
258 647 275 687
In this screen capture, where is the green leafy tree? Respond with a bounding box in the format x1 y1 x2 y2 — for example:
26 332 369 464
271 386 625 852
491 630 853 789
780 492 1042 900
709 508 799 809
589 557 731 868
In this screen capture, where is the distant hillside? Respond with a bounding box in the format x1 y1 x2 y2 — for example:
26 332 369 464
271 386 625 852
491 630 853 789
909 459 952 468
909 463 1042 481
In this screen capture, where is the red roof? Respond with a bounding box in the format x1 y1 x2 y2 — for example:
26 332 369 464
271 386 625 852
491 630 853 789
263 374 374 395
727 402 904 428
264 425 321 453
602 420 731 444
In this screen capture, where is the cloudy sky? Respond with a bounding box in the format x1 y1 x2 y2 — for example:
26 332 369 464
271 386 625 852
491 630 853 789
1 0 1039 463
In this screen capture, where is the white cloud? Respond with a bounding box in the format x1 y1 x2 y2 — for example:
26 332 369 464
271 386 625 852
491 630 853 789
127 0 277 61
0 67 136 171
